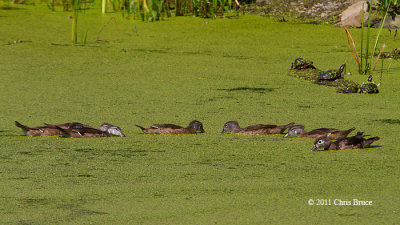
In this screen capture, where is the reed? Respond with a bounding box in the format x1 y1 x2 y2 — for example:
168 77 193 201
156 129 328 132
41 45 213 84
344 0 399 76
72 0 80 44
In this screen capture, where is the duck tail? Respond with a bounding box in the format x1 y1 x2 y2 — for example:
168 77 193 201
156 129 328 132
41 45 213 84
15 121 30 131
135 125 146 131
344 127 356 136
361 136 380 148
282 122 295 130
285 122 295 128
277 122 295 134
53 125 72 137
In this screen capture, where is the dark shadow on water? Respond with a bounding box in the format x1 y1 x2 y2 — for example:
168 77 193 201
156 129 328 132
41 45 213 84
0 130 20 137
75 148 94 153
208 96 234 101
182 50 212 55
217 87 277 93
315 145 382 151
373 119 400 124
133 48 170 54
60 204 108 215
9 177 29 180
337 213 360 217
298 105 311 109
21 198 49 206
77 174 93 178
222 54 251 60
369 145 382 149
17 151 32 155
0 6 24 10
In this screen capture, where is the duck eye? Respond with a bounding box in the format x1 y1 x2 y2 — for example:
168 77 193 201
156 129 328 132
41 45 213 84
318 140 324 144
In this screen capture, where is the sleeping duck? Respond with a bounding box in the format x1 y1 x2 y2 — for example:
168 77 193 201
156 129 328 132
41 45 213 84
311 133 380 151
284 125 355 139
136 120 204 134
221 121 294 134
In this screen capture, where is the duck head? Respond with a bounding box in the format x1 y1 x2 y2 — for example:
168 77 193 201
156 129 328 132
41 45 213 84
187 120 205 133
221 121 240 134
312 135 331 151
99 123 126 137
284 125 305 137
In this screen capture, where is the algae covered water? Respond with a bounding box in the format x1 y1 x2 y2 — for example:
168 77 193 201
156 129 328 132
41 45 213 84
0 4 399 224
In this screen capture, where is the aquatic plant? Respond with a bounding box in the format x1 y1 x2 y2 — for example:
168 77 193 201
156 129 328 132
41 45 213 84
96 16 120 42
344 0 399 76
98 0 241 20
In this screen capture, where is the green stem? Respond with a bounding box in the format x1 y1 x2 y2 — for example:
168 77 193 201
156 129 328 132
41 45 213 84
365 2 372 74
361 2 364 72
370 0 392 75
102 0 106 13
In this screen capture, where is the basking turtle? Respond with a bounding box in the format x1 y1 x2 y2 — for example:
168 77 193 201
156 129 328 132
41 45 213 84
315 64 345 85
291 58 316 70
359 83 379 94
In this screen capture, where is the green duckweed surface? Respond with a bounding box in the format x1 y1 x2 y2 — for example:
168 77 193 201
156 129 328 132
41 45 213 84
1 4 399 224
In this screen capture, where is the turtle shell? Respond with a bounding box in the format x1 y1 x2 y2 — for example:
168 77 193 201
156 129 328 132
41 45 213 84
317 64 345 81
318 70 335 80
359 83 379 94
292 58 316 70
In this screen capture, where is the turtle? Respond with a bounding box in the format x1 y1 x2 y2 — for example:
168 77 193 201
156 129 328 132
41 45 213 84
291 58 316 70
315 64 346 85
359 83 379 94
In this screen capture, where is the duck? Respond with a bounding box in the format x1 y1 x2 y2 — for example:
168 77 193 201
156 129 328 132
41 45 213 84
284 125 355 139
53 126 112 138
221 121 295 134
44 122 93 130
15 121 63 136
136 120 205 134
311 133 380 151
99 123 126 137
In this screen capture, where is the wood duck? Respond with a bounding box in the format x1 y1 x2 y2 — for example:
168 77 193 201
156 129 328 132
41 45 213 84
221 121 294 134
312 133 380 151
136 120 205 134
44 122 93 130
99 123 126 137
284 125 354 139
15 121 63 136
54 126 112 138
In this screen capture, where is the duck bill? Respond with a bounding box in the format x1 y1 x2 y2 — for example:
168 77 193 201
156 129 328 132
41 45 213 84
311 145 318 151
283 133 290 138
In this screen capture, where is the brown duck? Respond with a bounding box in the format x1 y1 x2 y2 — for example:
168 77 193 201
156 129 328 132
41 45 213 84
53 126 112 138
312 133 380 151
44 122 93 130
45 122 125 137
15 121 64 136
136 120 205 134
284 125 355 139
221 121 295 134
